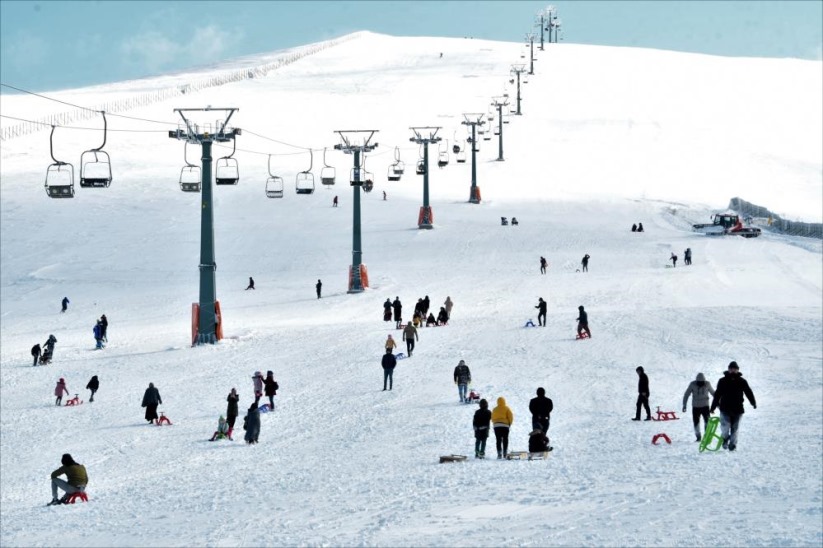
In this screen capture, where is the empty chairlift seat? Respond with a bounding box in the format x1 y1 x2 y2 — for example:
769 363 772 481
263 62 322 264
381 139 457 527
45 163 75 198
180 166 201 192
79 151 112 188
266 175 284 198
215 157 239 185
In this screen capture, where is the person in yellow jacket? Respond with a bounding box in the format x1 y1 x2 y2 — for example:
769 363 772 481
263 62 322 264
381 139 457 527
385 334 397 354
491 397 513 459
48 453 88 505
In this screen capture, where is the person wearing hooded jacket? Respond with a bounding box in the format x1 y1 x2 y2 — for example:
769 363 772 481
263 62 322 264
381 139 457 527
210 416 231 441
473 399 491 458
382 348 397 391
48 453 87 505
142 382 162 424
402 322 419 356
491 397 513 459
243 402 261 444
252 371 264 405
54 378 68 406
383 299 392 322
263 371 279 410
529 387 553 433
683 373 716 441
710 361 756 451
226 388 239 438
392 297 403 329
576 306 591 338
86 375 99 402
632 367 651 421
453 360 471 402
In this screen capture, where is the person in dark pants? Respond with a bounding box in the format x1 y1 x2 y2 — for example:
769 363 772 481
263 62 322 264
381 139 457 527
392 297 403 329
383 298 392 322
529 387 553 433
246 277 255 290
43 334 57 363
142 382 162 424
710 361 756 451
402 322 419 356
31 344 41 367
316 279 322 299
576 306 591 338
540 256 547 274
581 254 590 272
637 223 644 232
48 453 87 506
491 397 513 459
473 399 491 458
333 195 338 207
535 298 547 327
226 388 239 439
99 315 108 342
263 371 278 410
243 402 261 444
61 297 69 313
632 224 637 232
86 375 99 402
453 359 471 402
382 348 397 391
632 367 651 421
684 248 692 266
670 252 678 267
683 372 716 441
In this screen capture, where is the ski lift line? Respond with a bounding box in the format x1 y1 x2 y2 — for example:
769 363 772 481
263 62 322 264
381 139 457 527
0 114 167 133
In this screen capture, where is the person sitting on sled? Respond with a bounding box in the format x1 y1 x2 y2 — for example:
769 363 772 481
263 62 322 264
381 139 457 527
426 312 437 327
210 415 231 441
528 429 550 453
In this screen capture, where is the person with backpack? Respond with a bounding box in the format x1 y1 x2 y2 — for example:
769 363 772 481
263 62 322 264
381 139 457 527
632 367 651 421
392 297 403 329
535 297 547 327
682 372 716 441
382 348 397 391
491 397 513 459
31 343 41 367
141 382 162 424
263 371 278 410
243 402 261 444
473 399 491 459
252 371 264 405
576 306 591 338
226 388 239 439
710 361 756 451
453 359 472 403
86 375 99 403
54 378 69 406
402 321 419 357
48 453 87 505
529 387 553 433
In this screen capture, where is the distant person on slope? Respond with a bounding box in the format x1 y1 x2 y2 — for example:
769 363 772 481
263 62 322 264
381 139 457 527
632 223 637 232
444 296 454 318
426 312 437 327
436 306 449 326
540 256 548 274
226 388 239 439
333 195 338 207
243 402 261 444
392 297 403 329
491 397 513 459
454 359 472 403
473 399 491 458
263 371 278 410
246 277 255 290
100 314 108 342
142 382 162 424
576 306 591 338
632 367 651 421
684 247 692 266
383 298 393 322
535 297 547 327
93 321 104 350
581 254 590 273
683 373 716 441
382 348 397 391
54 377 69 406
670 252 678 267
86 375 99 402
403 322 419 357
710 361 756 451
210 416 230 441
316 279 322 299
61 297 69 313
252 371 264 405
48 453 87 506
529 387 553 433
44 334 57 362
637 223 644 232
31 343 41 367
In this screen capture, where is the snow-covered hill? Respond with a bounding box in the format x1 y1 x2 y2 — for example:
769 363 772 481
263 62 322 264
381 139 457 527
1 32 821 547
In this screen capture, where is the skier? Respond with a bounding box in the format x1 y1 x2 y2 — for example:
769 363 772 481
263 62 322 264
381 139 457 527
631 223 637 232
529 387 553 433
31 343 41 367
453 359 472 402
252 371 264 405
392 297 403 329
47 453 87 506
226 388 239 439
243 402 261 444
86 375 99 403
436 306 449 326
382 348 397 391
141 382 162 424
54 378 68 406
316 279 322 299
61 297 69 313
209 416 230 441
402 321 419 357
383 298 392 322
632 367 651 421
444 296 453 318
670 252 678 267
93 321 104 349
576 306 591 338
246 277 255 290
581 254 590 273
333 195 338 207
100 314 108 342
682 373 716 441
540 256 547 275
684 248 692 266
528 429 551 453
491 397 513 459
535 297 547 327
385 334 397 354
263 371 278 410
473 399 491 458
710 361 756 451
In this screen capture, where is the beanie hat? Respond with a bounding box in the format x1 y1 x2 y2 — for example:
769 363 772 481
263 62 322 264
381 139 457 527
458 360 466 366
636 366 644 373
578 305 584 310
728 361 739 370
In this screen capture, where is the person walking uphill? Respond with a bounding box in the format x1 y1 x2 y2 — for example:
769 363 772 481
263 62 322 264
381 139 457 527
141 382 162 424
576 306 591 338
444 296 453 318
93 321 104 349
100 314 108 342
392 297 403 329
710 361 756 451
491 397 513 459
246 277 255 290
226 388 239 439
47 453 87 505
632 367 651 421
454 360 472 402
385 334 397 354
31 343 41 367
683 373 716 441
316 279 322 299
473 399 491 458
535 298 547 327
61 297 69 313
54 378 68 406
263 371 279 410
243 402 261 444
529 387 553 433
403 322 419 357
382 348 397 391
86 375 99 402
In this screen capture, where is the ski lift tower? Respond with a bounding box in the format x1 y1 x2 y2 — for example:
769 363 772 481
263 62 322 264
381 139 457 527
168 107 240 345
334 130 379 294
462 113 485 204
542 5 557 46
409 127 442 229
491 97 509 161
510 64 527 116
526 33 535 75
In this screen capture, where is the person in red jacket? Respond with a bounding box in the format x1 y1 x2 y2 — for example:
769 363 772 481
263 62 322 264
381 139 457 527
54 378 68 406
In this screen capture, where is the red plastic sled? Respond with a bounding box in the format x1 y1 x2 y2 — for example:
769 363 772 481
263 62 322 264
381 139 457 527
65 492 89 504
157 412 173 426
575 332 590 340
652 433 672 445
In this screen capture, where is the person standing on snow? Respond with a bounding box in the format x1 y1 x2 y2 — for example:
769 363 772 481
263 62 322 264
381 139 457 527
710 361 756 451
142 382 162 424
333 195 338 207
31 343 42 367
47 453 87 506
61 297 69 313
453 360 472 402
473 399 491 459
581 254 590 272
93 321 104 349
402 321 419 357
86 375 99 402
44 334 57 359
422 296 431 316
54 377 69 406
383 298 392 322
226 388 239 439
535 297 547 327
540 256 547 275
392 297 403 329
444 296 453 318
263 371 278 410
684 248 692 266
683 372 716 441
632 367 651 421
382 348 397 391
316 279 322 299
384 334 397 354
529 387 553 433
246 277 255 290
252 371 264 405
576 306 591 338
243 402 261 444
670 252 678 267
99 314 108 342
491 397 513 459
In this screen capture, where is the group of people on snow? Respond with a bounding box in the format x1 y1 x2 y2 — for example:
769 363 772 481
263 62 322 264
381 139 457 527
631 223 645 232
471 387 554 459
385 296 452 330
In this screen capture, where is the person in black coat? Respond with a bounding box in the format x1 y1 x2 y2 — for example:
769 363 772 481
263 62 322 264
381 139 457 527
246 277 255 290
383 298 392 322
422 295 430 316
316 279 322 299
382 348 397 391
31 344 41 367
86 375 99 402
632 367 651 421
581 254 590 272
100 314 108 342
226 388 239 438
529 387 553 432
535 298 547 327
528 429 550 453
576 306 591 338
473 399 492 458
243 402 261 444
710 361 756 451
141 383 162 424
392 297 403 329
540 256 547 274
263 371 278 410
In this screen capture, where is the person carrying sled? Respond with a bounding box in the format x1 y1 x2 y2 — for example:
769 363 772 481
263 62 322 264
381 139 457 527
86 375 99 402
31 343 41 367
252 371 264 405
453 359 472 402
491 397 513 459
403 321 419 357
61 297 69 313
436 306 449 326
426 312 437 327
576 306 591 338
246 277 255 290
243 402 261 444
210 416 231 441
54 377 69 406
632 367 651 421
473 399 491 458
382 348 397 391
392 297 403 329
48 453 87 505
581 254 590 272
540 256 547 275
535 297 547 327
529 387 553 433
683 372 716 441
263 371 279 410
142 382 162 424
710 361 756 451
383 298 392 322
528 428 550 453
226 388 239 438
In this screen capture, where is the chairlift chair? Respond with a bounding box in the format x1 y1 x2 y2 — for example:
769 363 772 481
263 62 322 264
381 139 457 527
387 164 401 182
389 146 404 181
456 148 467 163
320 147 336 186
438 151 449 168
79 112 112 188
44 125 75 198
295 149 315 194
265 155 284 198
215 138 239 185
362 157 374 192
179 142 201 192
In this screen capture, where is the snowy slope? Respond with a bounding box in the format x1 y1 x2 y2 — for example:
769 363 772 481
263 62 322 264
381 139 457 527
1 32 821 547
